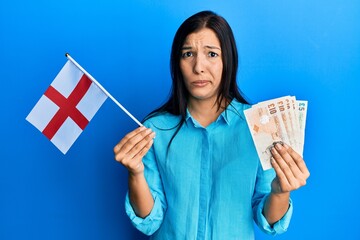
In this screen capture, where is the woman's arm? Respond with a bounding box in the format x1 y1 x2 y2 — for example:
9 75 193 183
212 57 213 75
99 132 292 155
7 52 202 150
263 142 310 225
263 192 290 225
114 126 156 218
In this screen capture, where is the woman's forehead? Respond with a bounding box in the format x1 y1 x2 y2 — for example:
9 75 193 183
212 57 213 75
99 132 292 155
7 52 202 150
183 28 220 47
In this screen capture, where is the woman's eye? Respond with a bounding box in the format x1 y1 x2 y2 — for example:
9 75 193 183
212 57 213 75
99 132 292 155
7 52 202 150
182 52 193 58
208 52 218 58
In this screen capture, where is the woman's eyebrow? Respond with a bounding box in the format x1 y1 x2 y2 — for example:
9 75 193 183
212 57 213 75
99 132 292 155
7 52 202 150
181 45 221 50
205 45 221 50
181 46 192 50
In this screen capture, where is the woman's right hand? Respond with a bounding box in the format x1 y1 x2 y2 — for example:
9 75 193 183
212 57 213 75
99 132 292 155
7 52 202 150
113 126 155 175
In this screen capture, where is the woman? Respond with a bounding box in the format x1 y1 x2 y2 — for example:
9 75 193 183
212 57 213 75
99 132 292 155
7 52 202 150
114 10 310 239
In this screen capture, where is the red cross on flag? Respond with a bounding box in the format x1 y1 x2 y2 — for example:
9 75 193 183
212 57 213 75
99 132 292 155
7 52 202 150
26 59 108 154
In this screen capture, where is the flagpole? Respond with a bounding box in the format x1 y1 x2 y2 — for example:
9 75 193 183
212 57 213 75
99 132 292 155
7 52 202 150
65 53 143 127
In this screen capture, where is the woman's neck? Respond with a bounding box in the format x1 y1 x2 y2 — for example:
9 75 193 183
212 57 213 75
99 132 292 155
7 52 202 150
188 97 228 127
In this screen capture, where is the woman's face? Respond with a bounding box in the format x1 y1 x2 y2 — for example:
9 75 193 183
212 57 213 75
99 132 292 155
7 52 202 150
180 28 223 103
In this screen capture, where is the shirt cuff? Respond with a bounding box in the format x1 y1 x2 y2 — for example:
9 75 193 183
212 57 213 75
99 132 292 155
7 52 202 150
125 192 164 236
256 194 293 235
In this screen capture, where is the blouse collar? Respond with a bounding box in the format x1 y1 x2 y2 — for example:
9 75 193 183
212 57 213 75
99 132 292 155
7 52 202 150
185 99 246 127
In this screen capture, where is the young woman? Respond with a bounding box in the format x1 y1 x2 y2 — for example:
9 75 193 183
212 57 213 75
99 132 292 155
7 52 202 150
114 10 310 239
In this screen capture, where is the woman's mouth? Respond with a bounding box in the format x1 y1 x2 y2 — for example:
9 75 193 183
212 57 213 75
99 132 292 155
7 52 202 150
192 80 210 87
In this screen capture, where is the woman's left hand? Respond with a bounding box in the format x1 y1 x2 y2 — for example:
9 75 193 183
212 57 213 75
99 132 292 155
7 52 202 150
270 143 310 194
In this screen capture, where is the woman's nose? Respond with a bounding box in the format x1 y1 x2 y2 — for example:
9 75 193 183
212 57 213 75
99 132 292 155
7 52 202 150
193 54 205 74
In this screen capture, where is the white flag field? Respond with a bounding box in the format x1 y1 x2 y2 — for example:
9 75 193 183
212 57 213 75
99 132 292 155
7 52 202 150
26 54 142 154
244 96 308 170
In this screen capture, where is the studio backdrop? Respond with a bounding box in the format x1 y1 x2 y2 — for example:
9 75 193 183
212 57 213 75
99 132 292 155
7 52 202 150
1 0 359 239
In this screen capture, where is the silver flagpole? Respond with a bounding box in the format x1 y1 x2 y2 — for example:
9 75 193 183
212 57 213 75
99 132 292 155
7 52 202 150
65 53 143 127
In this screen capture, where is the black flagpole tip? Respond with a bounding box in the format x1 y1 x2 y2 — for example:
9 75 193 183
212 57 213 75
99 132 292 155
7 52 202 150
65 53 70 57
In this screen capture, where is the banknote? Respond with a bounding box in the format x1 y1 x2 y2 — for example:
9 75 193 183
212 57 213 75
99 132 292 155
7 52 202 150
297 100 308 155
244 104 287 170
252 96 291 145
284 96 300 152
244 96 308 170
289 97 301 151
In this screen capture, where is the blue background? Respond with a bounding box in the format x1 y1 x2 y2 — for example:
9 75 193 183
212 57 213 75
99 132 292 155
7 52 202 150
1 0 359 239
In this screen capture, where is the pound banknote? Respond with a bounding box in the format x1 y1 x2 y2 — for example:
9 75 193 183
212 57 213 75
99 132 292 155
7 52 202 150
244 96 308 170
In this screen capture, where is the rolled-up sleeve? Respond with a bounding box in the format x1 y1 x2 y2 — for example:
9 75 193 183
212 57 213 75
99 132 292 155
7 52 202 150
252 167 293 235
255 194 293 235
125 191 165 235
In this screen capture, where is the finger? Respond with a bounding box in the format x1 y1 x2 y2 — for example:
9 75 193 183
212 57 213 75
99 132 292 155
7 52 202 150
114 126 146 153
284 144 310 178
272 143 303 177
272 144 309 190
133 138 154 159
126 131 155 159
125 155 143 170
117 127 153 155
114 129 155 165
114 127 153 163
271 146 298 188
271 157 290 192
120 137 154 173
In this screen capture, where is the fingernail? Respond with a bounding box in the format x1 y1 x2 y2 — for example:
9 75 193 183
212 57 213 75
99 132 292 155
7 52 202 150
150 132 156 138
273 141 283 146
145 128 152 134
275 143 282 150
270 146 275 154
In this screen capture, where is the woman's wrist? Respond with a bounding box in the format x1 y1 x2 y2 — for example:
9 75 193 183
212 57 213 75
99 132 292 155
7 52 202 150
270 191 290 200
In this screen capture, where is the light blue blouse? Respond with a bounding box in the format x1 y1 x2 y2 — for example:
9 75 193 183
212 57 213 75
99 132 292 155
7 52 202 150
125 100 293 239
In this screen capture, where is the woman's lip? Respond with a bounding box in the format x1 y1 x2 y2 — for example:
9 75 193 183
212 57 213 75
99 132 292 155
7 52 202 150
192 80 210 87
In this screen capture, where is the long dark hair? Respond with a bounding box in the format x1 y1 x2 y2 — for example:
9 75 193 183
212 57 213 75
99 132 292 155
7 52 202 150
145 10 248 146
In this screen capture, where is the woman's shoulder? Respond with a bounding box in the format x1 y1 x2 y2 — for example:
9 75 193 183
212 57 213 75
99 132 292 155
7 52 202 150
143 111 182 130
227 99 252 115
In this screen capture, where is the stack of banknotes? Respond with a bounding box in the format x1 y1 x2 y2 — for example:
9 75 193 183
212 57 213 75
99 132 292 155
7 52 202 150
244 96 308 170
